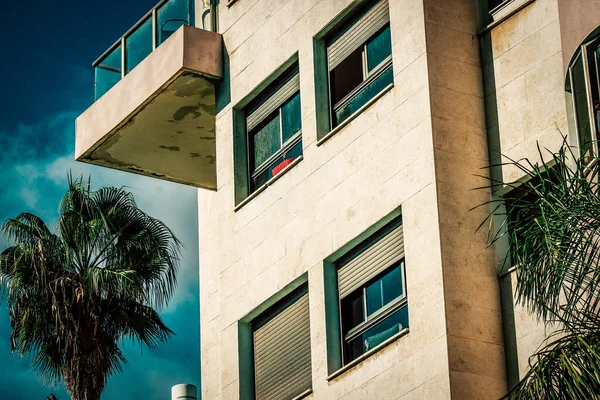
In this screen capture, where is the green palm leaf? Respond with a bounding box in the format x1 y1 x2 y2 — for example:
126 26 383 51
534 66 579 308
0 174 181 400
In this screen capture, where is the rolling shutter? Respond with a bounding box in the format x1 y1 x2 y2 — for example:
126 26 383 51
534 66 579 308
338 223 404 299
327 0 390 71
253 291 312 400
247 72 300 132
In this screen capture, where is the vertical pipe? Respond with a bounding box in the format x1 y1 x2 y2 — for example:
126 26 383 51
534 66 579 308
120 37 126 78
171 384 197 400
152 8 158 50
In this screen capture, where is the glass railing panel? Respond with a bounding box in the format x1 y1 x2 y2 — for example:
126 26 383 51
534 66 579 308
92 0 195 101
125 16 153 74
95 44 122 100
158 0 192 45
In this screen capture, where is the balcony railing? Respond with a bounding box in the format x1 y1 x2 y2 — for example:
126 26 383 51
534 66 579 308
93 0 195 100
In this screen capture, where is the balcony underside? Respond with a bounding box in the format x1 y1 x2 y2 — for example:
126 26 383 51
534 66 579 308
76 26 222 190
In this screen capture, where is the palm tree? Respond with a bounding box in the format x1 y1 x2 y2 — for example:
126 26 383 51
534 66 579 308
0 175 181 400
479 140 600 399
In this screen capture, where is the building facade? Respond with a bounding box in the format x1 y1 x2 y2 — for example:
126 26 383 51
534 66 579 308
74 0 600 398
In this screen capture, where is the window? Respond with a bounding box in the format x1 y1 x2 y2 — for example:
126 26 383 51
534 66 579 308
336 219 408 365
326 0 393 129
250 285 312 400
567 35 600 158
245 64 302 193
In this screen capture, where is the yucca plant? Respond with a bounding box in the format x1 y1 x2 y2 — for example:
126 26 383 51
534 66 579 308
0 175 181 400
478 139 600 399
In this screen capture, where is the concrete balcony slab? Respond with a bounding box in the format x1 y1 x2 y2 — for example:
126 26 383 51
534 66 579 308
75 25 223 190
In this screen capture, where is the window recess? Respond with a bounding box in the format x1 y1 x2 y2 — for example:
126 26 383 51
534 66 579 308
245 65 302 193
337 220 408 365
326 0 393 129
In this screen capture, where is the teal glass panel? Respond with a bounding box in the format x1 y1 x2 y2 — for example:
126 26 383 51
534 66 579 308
251 139 302 190
335 66 393 126
572 56 593 155
95 44 122 100
285 139 303 159
252 113 281 169
366 279 383 316
346 305 408 361
365 265 403 316
366 25 392 71
158 0 191 45
381 265 403 305
281 93 302 143
125 17 153 74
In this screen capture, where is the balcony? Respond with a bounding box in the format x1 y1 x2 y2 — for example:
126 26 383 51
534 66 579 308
75 0 223 190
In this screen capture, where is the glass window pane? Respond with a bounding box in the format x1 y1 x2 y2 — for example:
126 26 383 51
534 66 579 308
594 46 600 136
330 47 364 105
335 66 393 126
158 0 191 45
281 93 302 143
125 17 153 74
366 25 392 71
252 113 281 170
95 45 122 100
573 55 593 156
366 280 383 316
381 265 403 306
345 305 408 363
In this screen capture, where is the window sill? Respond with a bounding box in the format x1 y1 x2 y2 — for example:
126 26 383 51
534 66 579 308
291 388 312 400
234 155 303 212
326 327 409 382
485 0 535 32
316 82 395 147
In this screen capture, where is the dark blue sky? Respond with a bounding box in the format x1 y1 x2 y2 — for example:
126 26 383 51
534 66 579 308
0 1 201 399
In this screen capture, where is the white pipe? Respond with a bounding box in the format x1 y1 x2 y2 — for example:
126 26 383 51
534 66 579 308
171 384 197 400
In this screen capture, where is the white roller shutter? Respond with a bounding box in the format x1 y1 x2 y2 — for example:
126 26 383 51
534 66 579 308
327 0 390 71
338 223 404 299
253 291 312 400
247 72 300 132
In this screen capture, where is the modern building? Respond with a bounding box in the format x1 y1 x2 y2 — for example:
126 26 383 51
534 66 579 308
74 0 600 398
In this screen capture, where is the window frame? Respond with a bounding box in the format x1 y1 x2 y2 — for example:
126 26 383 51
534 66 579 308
341 260 407 346
327 20 393 130
248 109 303 188
568 37 600 158
314 0 394 141
333 216 408 367
232 57 303 208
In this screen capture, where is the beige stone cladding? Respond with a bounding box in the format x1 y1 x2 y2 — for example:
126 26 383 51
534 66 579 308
482 0 599 385
197 0 512 399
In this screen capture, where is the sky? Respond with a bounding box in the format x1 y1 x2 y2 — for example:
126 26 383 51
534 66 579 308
0 1 201 399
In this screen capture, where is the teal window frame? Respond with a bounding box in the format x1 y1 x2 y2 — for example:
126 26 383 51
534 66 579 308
329 26 393 128
232 57 302 207
323 209 408 375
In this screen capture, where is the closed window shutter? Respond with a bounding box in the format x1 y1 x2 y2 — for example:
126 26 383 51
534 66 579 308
338 223 404 299
247 72 300 132
253 292 312 400
327 0 390 71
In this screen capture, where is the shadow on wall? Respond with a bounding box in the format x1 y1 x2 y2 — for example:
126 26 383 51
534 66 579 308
216 41 231 114
476 0 519 390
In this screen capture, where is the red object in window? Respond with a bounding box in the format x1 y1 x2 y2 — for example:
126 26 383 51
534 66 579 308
272 158 295 176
